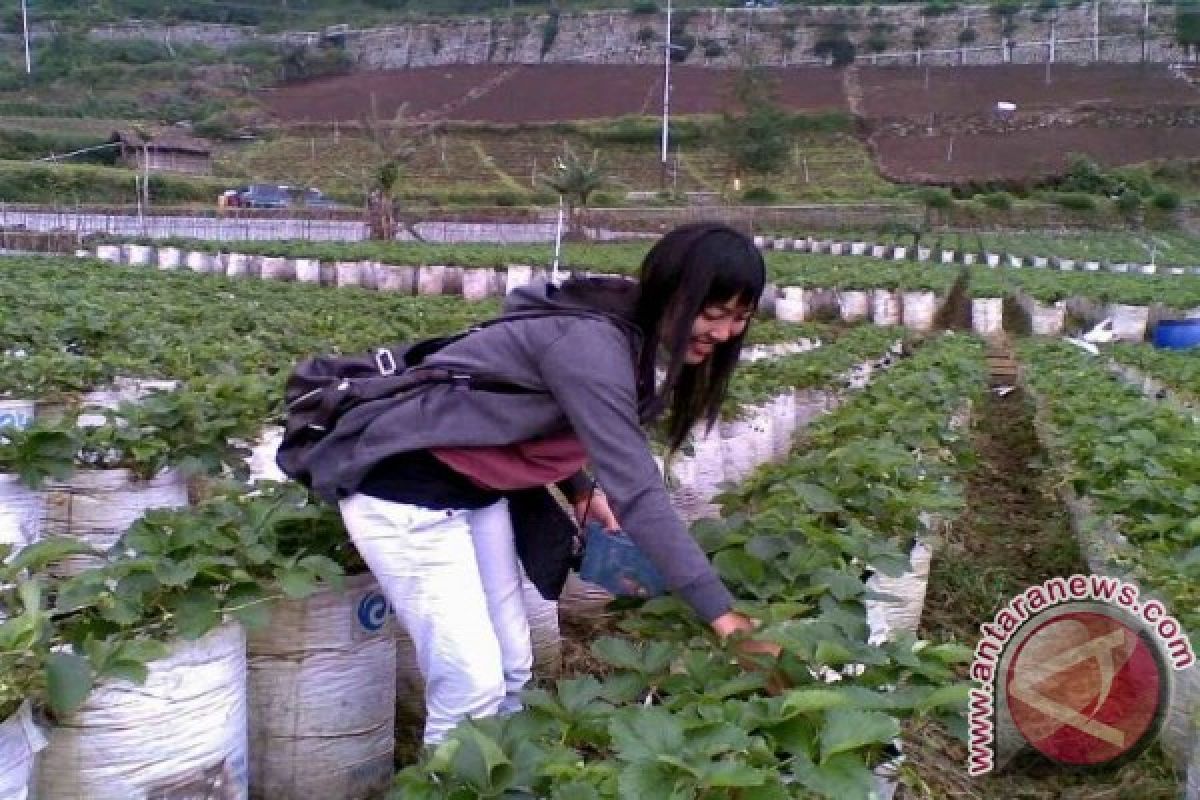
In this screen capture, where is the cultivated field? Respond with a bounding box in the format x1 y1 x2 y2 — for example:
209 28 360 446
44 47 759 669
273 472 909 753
261 63 849 125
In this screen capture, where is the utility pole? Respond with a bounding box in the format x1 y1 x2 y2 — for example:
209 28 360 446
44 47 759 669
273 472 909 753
660 0 672 190
20 0 31 75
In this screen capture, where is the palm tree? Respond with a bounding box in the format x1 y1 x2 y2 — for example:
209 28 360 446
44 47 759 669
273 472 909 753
539 144 608 241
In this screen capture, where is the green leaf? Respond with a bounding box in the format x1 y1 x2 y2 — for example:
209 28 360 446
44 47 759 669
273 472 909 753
617 761 683 799
917 683 972 714
819 709 900 763
116 638 171 664
794 750 876 799
101 660 149 686
169 588 220 640
609 707 685 762
225 583 270 630
448 725 513 793
277 565 318 600
154 560 198 587
551 782 602 800
591 637 647 673
8 536 95 573
780 688 856 717
46 651 93 716
557 676 606 715
792 482 842 514
701 760 769 789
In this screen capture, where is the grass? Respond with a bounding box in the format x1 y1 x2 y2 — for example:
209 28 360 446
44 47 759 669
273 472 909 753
215 123 891 204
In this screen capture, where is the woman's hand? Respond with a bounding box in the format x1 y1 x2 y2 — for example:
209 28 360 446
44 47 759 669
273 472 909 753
712 611 788 694
573 490 620 531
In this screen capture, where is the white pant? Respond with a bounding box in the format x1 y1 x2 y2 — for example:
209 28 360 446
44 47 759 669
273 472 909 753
338 493 533 745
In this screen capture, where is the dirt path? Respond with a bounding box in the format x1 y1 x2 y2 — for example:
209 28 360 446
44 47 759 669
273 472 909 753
898 342 1181 799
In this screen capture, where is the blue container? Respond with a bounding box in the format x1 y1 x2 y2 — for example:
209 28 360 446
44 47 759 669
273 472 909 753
578 522 667 598
1153 319 1200 350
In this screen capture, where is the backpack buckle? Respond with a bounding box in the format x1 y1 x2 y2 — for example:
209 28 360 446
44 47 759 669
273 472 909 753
374 349 398 376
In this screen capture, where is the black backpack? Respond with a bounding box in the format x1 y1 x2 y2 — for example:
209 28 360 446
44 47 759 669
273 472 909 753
275 309 584 489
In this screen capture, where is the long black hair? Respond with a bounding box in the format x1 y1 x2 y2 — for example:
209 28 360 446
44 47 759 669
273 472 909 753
633 222 767 453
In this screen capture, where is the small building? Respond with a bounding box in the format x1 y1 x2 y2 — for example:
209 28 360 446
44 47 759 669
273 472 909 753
109 129 214 176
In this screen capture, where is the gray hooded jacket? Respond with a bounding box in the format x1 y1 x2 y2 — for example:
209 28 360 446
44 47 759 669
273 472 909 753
306 277 734 622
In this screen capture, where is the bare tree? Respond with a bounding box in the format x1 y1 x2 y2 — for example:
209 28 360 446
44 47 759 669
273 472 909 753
329 94 425 241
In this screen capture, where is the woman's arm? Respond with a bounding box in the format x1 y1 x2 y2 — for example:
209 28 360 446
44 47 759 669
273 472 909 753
536 320 735 623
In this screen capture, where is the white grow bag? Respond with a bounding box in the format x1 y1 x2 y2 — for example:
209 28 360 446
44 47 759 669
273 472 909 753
416 266 445 296
505 266 533 294
865 539 933 645
247 574 396 800
0 475 45 552
225 253 255 278
0 702 46 800
293 259 321 284
247 427 287 484
156 248 182 270
871 289 901 326
259 257 294 282
185 251 216 274
901 291 937 332
43 469 189 575
0 399 34 431
36 623 249 800
971 297 1004 336
374 264 414 294
462 268 495 301
1106 304 1150 342
774 287 810 323
838 291 870 323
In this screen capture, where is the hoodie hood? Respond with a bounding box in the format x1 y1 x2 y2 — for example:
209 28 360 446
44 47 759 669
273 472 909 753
504 277 642 339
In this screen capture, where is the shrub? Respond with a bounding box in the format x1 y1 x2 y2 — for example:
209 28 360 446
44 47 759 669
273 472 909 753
1052 192 1097 211
742 186 779 204
541 12 560 58
980 191 1014 210
1115 191 1143 214
701 38 725 58
813 37 857 66
958 27 978 44
918 188 955 210
1151 190 1182 211
630 0 659 13
636 26 658 45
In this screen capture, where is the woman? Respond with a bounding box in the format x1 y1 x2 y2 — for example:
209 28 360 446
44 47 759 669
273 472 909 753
325 222 773 745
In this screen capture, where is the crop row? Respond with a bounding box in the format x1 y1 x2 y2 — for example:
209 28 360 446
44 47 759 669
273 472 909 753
758 232 1200 273
1015 339 1198 790
394 332 987 799
1018 339 1200 633
1109 342 1200 401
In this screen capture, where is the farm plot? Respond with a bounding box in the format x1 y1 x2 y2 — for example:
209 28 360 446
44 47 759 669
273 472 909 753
1 250 984 800
857 64 1200 119
262 64 848 125
872 126 1200 184
0 255 500 399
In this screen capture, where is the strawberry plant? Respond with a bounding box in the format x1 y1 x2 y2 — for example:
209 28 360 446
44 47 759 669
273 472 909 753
1110 342 1200 399
1017 339 1200 637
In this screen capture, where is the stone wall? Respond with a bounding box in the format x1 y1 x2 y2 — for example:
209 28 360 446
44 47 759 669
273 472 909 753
13 2 1187 69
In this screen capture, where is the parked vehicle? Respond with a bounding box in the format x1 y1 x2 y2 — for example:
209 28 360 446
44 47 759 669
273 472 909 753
237 184 290 209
